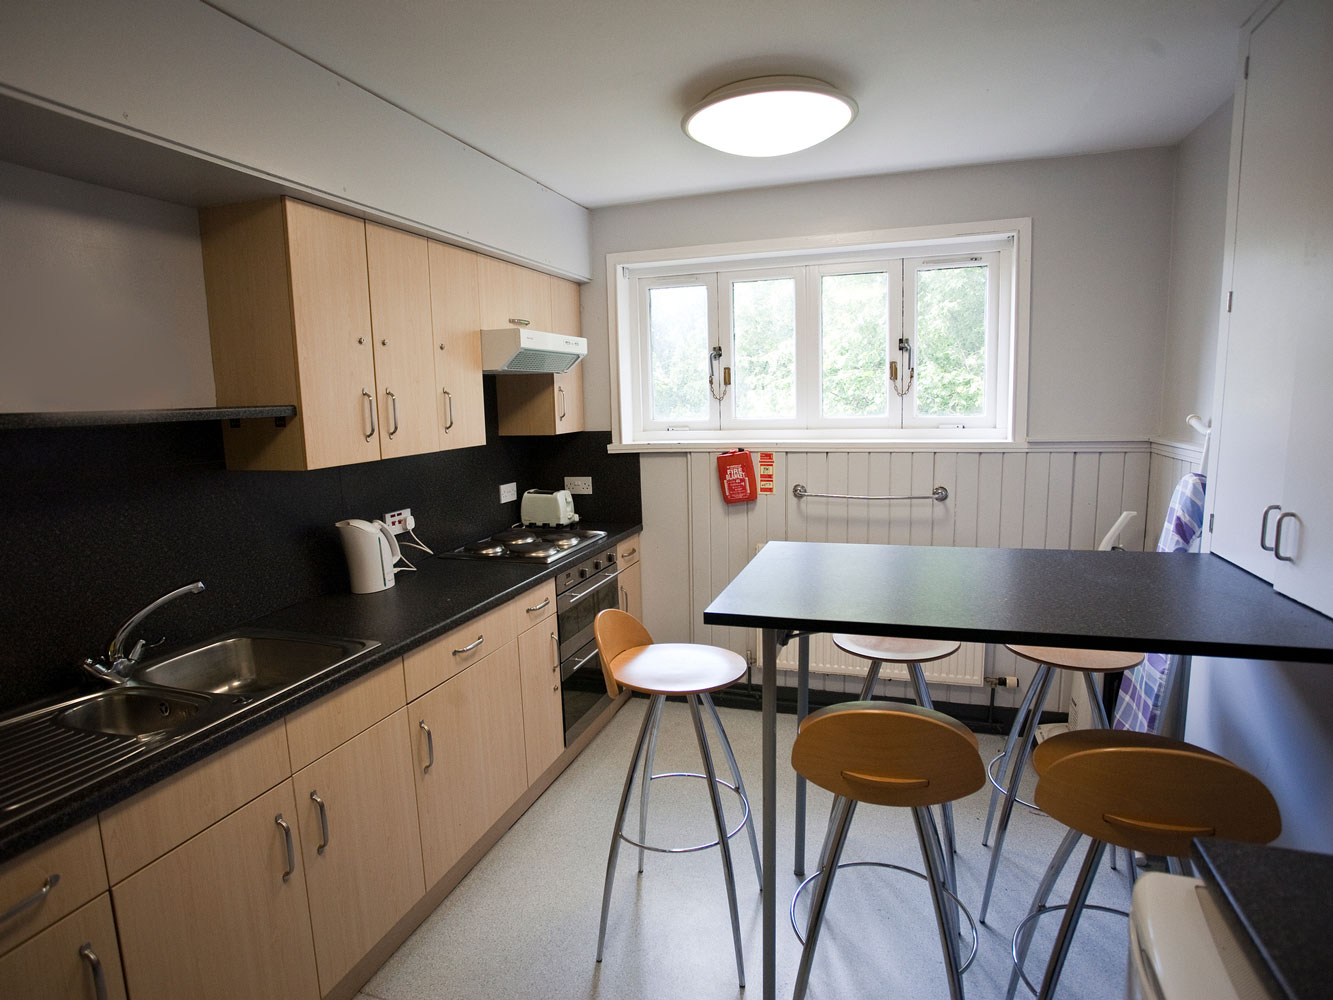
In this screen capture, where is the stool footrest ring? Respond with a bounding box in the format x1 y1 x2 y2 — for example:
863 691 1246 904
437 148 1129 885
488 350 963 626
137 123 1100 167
616 771 752 855
987 749 1040 812
1009 902 1130 996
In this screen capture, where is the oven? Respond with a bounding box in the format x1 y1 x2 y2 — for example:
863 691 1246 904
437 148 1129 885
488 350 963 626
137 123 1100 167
555 545 621 745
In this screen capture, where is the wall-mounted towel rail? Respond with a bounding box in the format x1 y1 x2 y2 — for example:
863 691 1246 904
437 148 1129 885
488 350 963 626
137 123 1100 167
792 483 949 502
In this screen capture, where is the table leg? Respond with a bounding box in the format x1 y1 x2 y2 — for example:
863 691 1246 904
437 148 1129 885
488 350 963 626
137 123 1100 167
794 633 810 876
762 627 778 1000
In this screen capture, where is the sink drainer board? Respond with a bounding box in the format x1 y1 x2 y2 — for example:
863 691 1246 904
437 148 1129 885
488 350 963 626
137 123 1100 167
0 711 155 817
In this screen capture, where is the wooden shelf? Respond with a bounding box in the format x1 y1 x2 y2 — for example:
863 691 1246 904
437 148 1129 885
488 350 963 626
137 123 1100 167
0 406 297 430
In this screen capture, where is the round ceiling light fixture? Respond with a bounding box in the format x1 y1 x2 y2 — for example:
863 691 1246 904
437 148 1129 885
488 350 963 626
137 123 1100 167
682 75 857 157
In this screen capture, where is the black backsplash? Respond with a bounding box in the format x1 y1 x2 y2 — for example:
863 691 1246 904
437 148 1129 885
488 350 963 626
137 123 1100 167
0 381 640 714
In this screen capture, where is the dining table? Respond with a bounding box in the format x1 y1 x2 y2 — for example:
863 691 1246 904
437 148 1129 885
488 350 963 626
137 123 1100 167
702 540 1333 1000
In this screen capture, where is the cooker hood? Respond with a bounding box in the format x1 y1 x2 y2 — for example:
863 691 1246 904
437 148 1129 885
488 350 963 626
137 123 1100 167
481 328 587 374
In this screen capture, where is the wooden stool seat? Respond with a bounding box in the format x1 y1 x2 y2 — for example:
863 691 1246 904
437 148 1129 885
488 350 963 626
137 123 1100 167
608 643 747 696
832 634 961 664
1006 644 1145 673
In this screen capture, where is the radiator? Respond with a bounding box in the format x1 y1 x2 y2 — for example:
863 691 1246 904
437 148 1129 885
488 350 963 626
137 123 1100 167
758 631 986 687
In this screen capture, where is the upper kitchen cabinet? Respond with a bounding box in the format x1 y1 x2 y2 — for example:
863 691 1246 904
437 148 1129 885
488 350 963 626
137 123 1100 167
199 199 439 469
1208 0 1333 617
477 256 552 331
428 242 487 450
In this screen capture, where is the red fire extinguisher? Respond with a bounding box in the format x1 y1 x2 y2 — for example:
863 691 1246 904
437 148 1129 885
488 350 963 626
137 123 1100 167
716 449 758 504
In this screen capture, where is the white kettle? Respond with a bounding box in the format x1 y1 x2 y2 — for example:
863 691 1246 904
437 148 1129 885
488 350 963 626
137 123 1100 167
336 519 404 594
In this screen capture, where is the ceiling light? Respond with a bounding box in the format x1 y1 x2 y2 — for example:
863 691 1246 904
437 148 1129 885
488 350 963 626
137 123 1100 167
682 76 857 157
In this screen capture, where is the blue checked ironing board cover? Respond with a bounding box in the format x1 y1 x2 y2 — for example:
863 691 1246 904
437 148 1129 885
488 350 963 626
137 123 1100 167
1111 472 1206 734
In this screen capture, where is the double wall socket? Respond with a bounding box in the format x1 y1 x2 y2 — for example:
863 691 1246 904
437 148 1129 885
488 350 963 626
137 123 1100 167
384 508 414 533
500 482 517 504
564 476 593 495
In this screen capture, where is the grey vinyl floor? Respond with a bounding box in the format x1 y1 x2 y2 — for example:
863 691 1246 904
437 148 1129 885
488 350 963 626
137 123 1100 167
358 698 1134 1000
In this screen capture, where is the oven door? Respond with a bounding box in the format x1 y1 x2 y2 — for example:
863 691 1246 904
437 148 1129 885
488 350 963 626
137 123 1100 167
556 565 622 662
557 565 621 745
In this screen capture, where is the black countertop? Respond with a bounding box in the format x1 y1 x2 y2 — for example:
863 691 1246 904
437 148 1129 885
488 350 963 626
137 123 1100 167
1193 838 1333 1000
0 524 641 864
704 542 1333 661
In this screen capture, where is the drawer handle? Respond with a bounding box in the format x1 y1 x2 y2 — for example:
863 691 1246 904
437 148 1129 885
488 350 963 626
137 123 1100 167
443 389 454 432
311 791 330 854
508 317 530 326
275 814 295 882
420 719 435 773
453 635 485 655
526 597 551 613
1259 504 1282 551
362 388 377 441
0 873 59 923
386 389 400 439
621 547 637 558
1274 511 1298 563
79 942 109 1000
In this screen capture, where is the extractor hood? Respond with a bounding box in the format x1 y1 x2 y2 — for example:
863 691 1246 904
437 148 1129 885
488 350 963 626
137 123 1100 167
481 328 587 374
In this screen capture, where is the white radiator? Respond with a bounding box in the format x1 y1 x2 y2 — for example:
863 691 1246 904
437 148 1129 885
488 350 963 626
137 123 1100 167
759 631 987 687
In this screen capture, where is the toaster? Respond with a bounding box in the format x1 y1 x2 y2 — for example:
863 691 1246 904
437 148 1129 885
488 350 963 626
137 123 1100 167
521 489 578 527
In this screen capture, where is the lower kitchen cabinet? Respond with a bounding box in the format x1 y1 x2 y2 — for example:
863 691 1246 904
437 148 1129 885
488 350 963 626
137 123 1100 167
0 893 126 1000
517 612 563 783
112 781 320 1000
411 638 529 886
293 707 425 994
619 559 642 623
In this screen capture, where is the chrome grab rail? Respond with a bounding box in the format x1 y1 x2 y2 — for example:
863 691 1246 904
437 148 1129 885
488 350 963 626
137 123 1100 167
792 483 949 502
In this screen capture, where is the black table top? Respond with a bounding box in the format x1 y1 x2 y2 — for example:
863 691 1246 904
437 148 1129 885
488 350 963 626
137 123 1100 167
703 542 1333 663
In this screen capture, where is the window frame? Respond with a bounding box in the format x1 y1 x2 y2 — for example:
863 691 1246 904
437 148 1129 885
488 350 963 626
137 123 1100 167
607 219 1031 450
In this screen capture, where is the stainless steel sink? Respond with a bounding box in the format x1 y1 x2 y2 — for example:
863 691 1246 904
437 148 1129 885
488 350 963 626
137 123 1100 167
54 687 210 738
128 630 379 697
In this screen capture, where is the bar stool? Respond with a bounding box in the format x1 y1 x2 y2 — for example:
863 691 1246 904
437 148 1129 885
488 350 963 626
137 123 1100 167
1006 728 1281 999
592 609 761 988
790 701 985 1000
979 644 1145 923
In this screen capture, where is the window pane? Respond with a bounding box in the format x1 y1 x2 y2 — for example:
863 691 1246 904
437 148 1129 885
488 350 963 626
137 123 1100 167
732 277 795 420
648 284 710 422
820 272 888 417
915 265 987 417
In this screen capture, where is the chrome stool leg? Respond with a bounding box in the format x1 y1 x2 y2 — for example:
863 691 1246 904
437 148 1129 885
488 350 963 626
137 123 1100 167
1037 838 1109 1000
688 694 746 989
793 796 857 1000
983 671 1042 846
1006 826 1083 1000
636 695 666 873
980 664 1054 923
597 694 659 961
702 693 762 889
913 805 966 1000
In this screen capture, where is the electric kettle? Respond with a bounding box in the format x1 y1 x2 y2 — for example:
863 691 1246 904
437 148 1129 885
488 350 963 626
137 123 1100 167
336 519 403 594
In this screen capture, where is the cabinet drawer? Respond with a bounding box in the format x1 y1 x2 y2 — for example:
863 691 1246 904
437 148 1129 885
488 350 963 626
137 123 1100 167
616 534 641 569
99 723 290 884
0 819 106 956
0 893 125 999
513 580 556 631
285 658 407 771
404 603 515 701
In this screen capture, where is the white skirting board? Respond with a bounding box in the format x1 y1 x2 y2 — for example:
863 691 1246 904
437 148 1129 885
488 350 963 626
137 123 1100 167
757 630 986 687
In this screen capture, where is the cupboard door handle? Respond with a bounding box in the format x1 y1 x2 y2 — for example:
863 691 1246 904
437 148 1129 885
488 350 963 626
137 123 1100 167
420 719 435 773
453 635 484 655
443 390 455 432
508 317 530 326
362 388 377 441
79 943 109 1000
1274 511 1298 563
550 631 559 671
0 873 59 923
557 386 566 421
621 586 627 608
386 389 399 439
1260 504 1282 551
275 814 295 883
310 791 330 854
622 547 637 559
526 597 551 613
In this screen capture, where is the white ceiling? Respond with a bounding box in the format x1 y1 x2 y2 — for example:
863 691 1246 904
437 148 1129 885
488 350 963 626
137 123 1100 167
205 0 1256 210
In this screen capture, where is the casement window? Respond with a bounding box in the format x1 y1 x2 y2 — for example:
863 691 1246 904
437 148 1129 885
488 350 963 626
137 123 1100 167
610 221 1028 447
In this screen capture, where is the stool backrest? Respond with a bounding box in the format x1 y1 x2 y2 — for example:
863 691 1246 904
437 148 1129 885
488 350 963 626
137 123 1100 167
593 609 653 698
791 702 985 808
1034 739 1282 856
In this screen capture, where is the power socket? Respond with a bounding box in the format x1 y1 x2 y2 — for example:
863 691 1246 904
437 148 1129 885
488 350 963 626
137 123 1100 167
384 508 414 534
565 476 593 495
499 482 517 504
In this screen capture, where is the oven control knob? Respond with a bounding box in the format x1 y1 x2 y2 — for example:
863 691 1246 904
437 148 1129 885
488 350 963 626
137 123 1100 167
579 567 590 579
593 558 604 570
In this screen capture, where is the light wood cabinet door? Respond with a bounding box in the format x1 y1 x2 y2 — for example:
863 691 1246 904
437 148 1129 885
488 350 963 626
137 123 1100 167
428 241 486 450
0 819 106 957
0 894 126 1000
113 781 320 1000
619 558 643 623
293 708 425 995
477 255 552 331
518 617 564 783
550 276 585 434
365 223 440 459
410 639 529 885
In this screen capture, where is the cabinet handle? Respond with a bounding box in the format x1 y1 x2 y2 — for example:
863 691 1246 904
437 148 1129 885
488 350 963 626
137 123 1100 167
453 634 484 655
621 586 627 609
550 631 559 671
621 547 637 559
79 943 109 1000
362 388 377 441
0 873 59 923
557 386 566 421
420 719 435 773
386 389 399 439
443 390 455 432
1274 511 1298 563
508 317 530 326
310 791 330 854
1260 504 1282 551
526 597 551 613
274 814 294 883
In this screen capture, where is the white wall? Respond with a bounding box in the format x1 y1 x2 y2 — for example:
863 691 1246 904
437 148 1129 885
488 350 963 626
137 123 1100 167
0 161 215 411
584 147 1177 442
